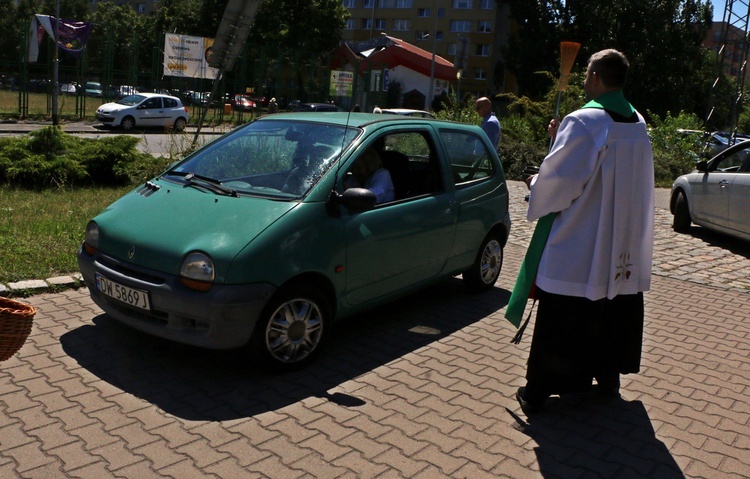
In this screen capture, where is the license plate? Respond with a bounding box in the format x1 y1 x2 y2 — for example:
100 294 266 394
95 274 151 311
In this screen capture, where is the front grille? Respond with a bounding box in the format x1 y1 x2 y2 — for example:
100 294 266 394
97 256 166 285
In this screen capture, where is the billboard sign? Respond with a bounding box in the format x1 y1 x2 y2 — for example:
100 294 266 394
163 33 219 80
330 70 354 97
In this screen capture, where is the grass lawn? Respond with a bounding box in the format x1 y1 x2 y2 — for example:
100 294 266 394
0 185 133 284
0 89 234 123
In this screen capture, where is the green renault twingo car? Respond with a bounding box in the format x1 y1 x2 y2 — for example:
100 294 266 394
77 112 511 369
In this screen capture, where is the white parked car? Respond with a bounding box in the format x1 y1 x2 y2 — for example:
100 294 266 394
380 108 435 118
95 92 189 131
671 139 750 241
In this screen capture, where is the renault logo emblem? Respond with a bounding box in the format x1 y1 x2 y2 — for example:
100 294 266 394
128 246 136 260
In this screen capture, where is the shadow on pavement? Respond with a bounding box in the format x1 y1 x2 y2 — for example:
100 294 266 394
60 278 510 421
509 395 686 478
685 226 750 258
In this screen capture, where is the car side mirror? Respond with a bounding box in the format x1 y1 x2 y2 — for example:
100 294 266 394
696 159 708 172
326 188 377 216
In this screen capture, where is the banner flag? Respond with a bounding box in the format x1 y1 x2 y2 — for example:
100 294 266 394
28 14 94 63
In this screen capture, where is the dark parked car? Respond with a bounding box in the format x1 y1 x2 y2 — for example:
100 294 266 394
231 94 257 112
295 102 341 112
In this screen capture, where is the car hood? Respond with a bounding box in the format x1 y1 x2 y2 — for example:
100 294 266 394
96 102 127 113
93 181 297 281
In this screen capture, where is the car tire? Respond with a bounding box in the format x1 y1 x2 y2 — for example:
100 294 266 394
251 284 328 370
673 191 691 233
463 232 503 292
174 117 186 132
120 116 135 131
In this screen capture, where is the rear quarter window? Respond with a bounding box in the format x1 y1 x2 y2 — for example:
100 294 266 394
439 130 496 185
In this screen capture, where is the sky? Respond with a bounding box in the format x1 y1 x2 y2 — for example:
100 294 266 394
711 0 749 21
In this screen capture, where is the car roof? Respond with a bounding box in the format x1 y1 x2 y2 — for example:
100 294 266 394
130 92 180 100
257 112 461 129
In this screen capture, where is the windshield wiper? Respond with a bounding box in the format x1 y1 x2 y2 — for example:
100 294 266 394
167 170 238 197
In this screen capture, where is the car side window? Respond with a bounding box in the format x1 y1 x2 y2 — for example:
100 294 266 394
375 131 443 201
163 98 178 108
142 98 162 109
716 147 750 172
440 130 496 185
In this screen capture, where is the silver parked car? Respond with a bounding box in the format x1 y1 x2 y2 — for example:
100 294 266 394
671 139 750 241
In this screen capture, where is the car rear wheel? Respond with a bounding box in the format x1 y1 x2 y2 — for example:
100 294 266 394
173 117 186 132
463 232 503 292
120 116 135 131
252 285 328 370
673 191 691 233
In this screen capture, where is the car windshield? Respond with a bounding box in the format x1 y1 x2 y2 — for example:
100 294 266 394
117 94 148 106
163 120 361 198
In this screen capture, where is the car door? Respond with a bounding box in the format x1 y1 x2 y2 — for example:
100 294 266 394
438 128 506 269
727 156 750 235
137 97 164 126
343 128 456 306
692 144 748 228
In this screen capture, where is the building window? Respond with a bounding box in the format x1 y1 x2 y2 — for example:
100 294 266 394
342 0 356 7
394 19 410 31
438 8 445 17
378 0 413 6
480 0 493 8
453 0 472 8
137 3 146 12
475 44 489 56
415 30 429 41
375 18 386 30
447 43 457 55
474 68 487 80
363 0 374 7
361 18 373 29
450 20 471 33
435 31 443 41
478 20 491 33
418 8 430 17
345 19 355 30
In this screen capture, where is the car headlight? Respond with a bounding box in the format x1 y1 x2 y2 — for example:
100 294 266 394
83 221 99 255
180 252 215 291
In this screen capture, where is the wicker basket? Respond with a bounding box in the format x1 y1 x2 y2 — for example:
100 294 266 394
0 297 37 362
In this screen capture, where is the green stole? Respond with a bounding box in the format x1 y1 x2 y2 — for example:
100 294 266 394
505 89 634 342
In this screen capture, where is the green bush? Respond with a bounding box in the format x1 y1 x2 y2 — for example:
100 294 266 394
0 126 166 188
647 111 705 187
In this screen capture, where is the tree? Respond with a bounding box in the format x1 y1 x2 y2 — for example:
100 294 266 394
503 0 714 120
247 0 349 100
249 0 348 55
86 3 148 79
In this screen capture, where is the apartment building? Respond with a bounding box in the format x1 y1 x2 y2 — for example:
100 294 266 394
341 0 512 101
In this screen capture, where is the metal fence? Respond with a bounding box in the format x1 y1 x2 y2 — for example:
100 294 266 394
0 32 391 121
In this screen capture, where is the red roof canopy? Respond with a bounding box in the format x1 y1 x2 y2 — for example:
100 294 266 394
331 36 457 80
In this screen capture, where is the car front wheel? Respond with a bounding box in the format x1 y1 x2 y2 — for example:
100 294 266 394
252 285 328 370
120 116 135 131
463 232 503 292
673 191 691 233
173 117 186 131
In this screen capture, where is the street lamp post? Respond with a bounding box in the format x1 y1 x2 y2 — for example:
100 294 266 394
52 0 60 126
426 0 438 110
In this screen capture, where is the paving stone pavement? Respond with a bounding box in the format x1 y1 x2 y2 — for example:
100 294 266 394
0 181 748 478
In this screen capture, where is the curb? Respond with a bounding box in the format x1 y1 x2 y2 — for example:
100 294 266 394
0 274 83 297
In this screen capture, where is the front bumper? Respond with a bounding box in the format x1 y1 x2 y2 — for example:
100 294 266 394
77 245 276 349
95 113 116 124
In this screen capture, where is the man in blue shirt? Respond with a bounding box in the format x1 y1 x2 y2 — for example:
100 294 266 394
475 96 501 150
